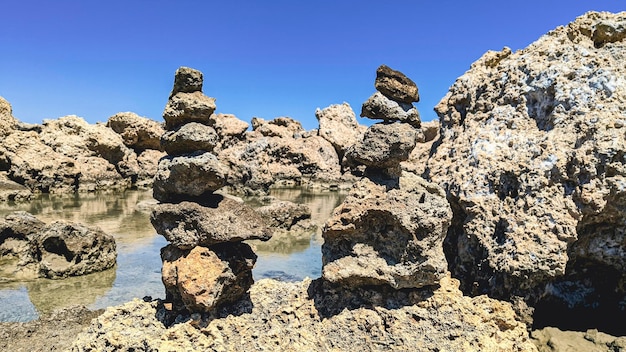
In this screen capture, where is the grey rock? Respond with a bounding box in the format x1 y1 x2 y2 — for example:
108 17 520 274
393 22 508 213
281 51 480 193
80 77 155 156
160 122 219 156
170 66 203 98
256 200 311 230
346 122 419 170
163 92 216 130
152 152 227 202
360 91 421 128
151 199 272 249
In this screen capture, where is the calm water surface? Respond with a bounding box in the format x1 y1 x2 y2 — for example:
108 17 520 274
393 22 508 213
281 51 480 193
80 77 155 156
0 189 345 322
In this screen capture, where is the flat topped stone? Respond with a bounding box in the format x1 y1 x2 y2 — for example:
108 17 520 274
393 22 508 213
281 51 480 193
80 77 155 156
170 66 203 98
151 199 273 249
160 122 219 156
375 64 420 103
163 92 216 130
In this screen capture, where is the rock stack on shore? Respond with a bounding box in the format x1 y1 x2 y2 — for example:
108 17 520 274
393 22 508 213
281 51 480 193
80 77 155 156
323 66 451 290
150 67 272 315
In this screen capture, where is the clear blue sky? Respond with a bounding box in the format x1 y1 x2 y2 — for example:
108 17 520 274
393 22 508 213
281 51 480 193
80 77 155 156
1 1 624 130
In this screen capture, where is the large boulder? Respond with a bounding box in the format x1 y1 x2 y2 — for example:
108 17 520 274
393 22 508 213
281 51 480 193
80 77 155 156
322 172 451 289
425 10 626 317
0 172 32 202
160 122 219 156
106 112 165 152
346 122 420 170
152 152 228 202
151 199 272 249
163 92 216 130
208 113 249 150
161 243 256 312
315 103 365 160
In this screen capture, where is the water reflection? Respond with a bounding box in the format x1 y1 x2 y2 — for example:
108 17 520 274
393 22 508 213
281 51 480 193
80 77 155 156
0 188 346 321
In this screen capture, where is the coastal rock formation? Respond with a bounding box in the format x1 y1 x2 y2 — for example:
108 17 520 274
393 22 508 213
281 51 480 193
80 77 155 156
0 172 32 201
425 10 626 330
256 200 312 230
0 211 116 280
151 67 272 314
106 112 165 152
69 276 537 351
0 96 18 136
315 103 366 161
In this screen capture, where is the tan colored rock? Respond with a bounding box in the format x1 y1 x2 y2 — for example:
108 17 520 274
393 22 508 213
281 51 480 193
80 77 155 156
402 120 439 176
161 243 256 312
256 200 311 230
136 149 166 188
0 172 31 201
251 116 304 138
360 91 421 127
322 172 451 289
160 122 219 156
163 92 216 130
106 112 164 152
70 275 537 351
315 103 365 159
374 64 420 103
0 96 18 136
151 199 272 249
170 66 203 98
425 11 626 312
208 113 249 147
346 122 420 170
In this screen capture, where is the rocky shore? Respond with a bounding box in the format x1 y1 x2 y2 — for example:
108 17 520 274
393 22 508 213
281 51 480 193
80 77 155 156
1 9 626 352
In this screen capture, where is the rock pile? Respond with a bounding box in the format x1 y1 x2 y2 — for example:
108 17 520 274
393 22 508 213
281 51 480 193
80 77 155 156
322 66 451 290
150 67 272 314
0 211 116 279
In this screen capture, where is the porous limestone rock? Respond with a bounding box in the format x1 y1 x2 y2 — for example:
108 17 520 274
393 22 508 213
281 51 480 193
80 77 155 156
160 122 219 156
322 172 451 289
106 112 164 152
256 200 312 230
425 10 626 316
374 64 420 103
163 92 216 130
360 91 421 127
151 199 272 249
346 122 420 170
136 149 167 188
170 66 203 98
251 116 305 138
152 152 228 202
161 243 256 312
0 172 32 201
315 103 365 159
402 120 440 176
69 275 537 352
0 96 18 136
207 113 249 149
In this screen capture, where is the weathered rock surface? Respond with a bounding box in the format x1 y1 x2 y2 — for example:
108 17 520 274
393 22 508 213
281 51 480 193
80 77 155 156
0 96 18 136
322 172 451 289
256 200 312 230
106 112 164 152
0 211 116 280
151 199 272 249
161 243 256 312
315 102 365 160
424 10 626 322
252 116 304 138
152 152 228 202
160 122 219 155
170 66 203 98
402 120 439 176
531 327 626 352
0 172 32 201
346 122 420 170
374 64 420 103
163 92 216 130
361 91 421 127
135 149 167 188
208 113 249 148
69 275 537 352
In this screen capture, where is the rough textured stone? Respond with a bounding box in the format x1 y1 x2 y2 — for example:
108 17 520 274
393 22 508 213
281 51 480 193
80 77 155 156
360 91 421 127
151 199 272 249
152 152 227 202
106 112 164 152
69 276 537 352
402 120 439 176
374 64 420 103
315 103 365 159
161 243 256 312
0 96 18 136
252 116 304 138
0 172 32 202
425 10 626 315
160 122 219 156
322 172 451 289
208 113 249 148
0 211 45 259
136 149 166 188
163 92 216 130
346 122 419 170
170 66 203 98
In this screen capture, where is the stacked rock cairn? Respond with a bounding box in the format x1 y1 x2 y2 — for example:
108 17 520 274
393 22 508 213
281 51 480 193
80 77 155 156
322 65 452 291
150 67 272 316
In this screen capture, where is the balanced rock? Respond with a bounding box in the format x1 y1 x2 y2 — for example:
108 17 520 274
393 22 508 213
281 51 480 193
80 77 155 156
374 64 420 103
152 152 228 202
360 91 421 128
163 92 216 130
160 122 219 156
315 103 365 159
151 199 272 249
425 10 626 313
170 66 203 98
161 242 256 312
346 122 419 170
322 172 451 289
106 112 165 152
